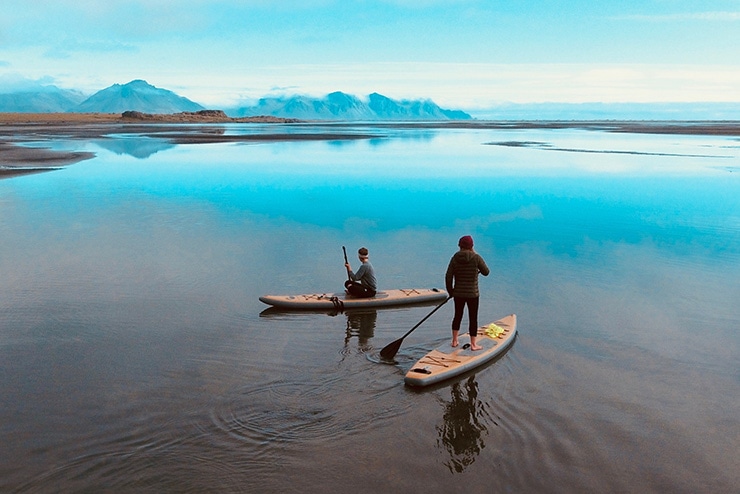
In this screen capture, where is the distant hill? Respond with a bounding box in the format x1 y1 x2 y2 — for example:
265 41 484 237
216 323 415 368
229 91 472 120
73 80 204 114
0 87 86 113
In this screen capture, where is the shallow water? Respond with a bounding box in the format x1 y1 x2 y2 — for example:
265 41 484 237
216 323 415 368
1 123 738 492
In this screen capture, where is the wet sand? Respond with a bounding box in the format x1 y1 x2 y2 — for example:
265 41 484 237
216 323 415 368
1 112 738 176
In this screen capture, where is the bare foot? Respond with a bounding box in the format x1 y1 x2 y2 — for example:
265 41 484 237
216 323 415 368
470 344 482 351
451 340 459 348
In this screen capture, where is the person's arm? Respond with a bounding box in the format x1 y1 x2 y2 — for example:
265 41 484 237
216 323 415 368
445 259 455 294
477 255 490 276
353 263 368 281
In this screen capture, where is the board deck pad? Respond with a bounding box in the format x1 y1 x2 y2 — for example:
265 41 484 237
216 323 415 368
404 314 517 387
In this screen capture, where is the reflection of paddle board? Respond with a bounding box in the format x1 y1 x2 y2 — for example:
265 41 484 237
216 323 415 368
404 314 517 387
259 288 448 310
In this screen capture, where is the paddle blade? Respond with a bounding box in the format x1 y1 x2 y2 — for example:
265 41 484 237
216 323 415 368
379 337 404 360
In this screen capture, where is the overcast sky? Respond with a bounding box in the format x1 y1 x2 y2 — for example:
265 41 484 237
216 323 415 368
1 0 739 110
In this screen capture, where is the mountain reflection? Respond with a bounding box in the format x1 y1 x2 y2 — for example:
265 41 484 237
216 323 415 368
436 376 492 473
94 137 175 159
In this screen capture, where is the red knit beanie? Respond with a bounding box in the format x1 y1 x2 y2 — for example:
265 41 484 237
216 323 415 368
458 235 474 249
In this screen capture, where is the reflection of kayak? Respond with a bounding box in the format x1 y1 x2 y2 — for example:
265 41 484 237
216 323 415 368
259 288 448 310
404 314 517 387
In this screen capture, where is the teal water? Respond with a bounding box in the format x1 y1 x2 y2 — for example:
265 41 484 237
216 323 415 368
1 124 738 492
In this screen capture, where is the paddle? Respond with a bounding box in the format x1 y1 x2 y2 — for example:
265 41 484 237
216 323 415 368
379 295 452 360
342 246 351 281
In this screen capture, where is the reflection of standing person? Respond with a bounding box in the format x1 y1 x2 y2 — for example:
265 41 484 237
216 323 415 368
344 309 377 350
445 235 489 350
344 247 377 298
437 376 488 473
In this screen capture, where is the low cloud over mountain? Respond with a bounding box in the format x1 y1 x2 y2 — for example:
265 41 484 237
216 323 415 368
231 91 471 120
0 89 86 113
0 77 86 113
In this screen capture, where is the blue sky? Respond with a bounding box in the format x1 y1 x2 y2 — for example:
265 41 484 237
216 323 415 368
1 0 738 111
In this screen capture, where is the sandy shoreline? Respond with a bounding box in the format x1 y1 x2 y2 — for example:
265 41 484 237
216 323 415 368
0 111 298 124
1 112 738 175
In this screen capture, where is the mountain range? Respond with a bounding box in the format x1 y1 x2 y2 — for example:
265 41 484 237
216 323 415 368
231 91 471 120
2 79 737 120
0 87 87 113
0 79 471 121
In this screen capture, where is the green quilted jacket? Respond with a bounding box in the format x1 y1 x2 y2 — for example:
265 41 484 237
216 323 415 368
445 250 490 298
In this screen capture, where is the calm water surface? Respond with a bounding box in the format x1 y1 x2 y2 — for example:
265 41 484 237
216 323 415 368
1 123 738 493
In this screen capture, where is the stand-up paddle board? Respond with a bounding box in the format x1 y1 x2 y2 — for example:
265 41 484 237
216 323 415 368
259 288 448 310
404 314 517 387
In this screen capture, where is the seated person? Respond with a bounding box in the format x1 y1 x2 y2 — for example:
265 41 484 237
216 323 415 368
344 247 377 298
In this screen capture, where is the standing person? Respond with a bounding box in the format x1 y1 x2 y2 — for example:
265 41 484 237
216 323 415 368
445 235 490 350
344 247 377 298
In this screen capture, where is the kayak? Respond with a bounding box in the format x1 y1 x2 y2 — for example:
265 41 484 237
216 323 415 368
404 314 517 387
259 287 448 310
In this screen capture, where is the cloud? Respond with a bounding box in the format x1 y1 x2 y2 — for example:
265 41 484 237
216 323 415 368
269 85 302 92
0 73 61 92
381 0 474 6
220 62 740 107
42 39 137 59
1 1 210 47
617 11 740 22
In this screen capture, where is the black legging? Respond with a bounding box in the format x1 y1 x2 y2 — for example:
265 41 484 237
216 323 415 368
344 280 376 298
452 296 480 337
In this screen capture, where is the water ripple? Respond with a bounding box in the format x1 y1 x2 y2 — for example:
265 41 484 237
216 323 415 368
209 377 412 448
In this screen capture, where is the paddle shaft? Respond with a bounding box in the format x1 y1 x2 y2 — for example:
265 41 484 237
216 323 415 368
379 296 451 359
342 246 351 281
398 296 450 339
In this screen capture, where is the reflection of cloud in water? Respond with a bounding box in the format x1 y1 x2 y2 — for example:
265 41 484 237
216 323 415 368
712 165 739 173
343 216 379 231
486 140 729 159
326 139 364 149
454 205 543 232
95 137 175 159
436 376 493 473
